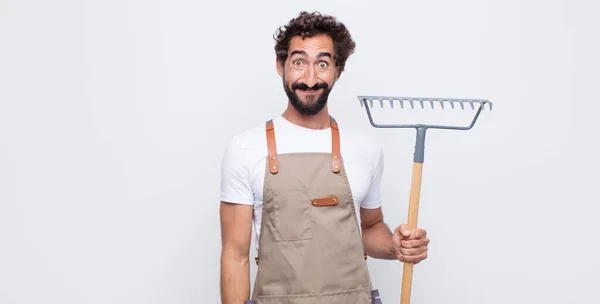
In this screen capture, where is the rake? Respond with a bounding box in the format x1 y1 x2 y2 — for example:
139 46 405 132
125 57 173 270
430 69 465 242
357 96 492 304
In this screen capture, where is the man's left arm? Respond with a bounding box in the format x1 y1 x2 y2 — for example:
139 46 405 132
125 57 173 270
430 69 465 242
360 207 430 263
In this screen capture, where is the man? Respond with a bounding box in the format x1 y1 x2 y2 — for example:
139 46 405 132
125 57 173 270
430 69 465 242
219 11 430 304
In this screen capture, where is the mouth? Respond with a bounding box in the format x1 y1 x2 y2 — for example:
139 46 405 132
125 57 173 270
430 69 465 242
297 88 322 94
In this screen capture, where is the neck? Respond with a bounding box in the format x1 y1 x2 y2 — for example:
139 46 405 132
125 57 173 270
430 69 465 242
281 103 331 130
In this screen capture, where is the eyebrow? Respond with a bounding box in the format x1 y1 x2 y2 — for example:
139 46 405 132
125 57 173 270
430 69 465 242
317 52 332 59
290 50 333 59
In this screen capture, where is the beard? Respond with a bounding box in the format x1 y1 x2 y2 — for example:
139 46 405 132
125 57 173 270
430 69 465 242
283 78 332 116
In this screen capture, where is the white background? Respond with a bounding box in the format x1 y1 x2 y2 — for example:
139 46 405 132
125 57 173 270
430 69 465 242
1 0 598 303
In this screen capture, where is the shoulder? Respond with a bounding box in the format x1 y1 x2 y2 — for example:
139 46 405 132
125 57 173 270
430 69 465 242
220 120 270 176
220 120 270 205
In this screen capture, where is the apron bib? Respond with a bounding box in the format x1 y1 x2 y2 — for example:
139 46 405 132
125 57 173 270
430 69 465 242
245 117 382 304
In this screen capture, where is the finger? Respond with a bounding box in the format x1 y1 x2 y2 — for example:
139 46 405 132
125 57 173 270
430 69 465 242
401 237 430 249
410 228 427 240
399 247 426 256
401 251 428 264
402 228 427 240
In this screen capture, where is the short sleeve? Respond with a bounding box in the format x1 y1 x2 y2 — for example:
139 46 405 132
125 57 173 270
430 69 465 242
220 137 255 205
360 146 384 209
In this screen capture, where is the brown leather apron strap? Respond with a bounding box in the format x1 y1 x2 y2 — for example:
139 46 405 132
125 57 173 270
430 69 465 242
330 117 341 173
265 117 341 174
266 120 279 174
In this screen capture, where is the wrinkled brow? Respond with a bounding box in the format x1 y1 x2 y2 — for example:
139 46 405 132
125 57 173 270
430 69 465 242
290 50 333 59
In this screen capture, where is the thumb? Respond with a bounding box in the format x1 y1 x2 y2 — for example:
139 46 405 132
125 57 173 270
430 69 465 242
396 224 412 238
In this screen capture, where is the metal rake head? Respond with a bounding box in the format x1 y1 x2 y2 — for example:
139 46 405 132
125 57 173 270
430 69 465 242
358 96 492 131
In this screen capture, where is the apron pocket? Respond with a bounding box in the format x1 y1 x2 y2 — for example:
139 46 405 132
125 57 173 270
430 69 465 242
272 188 312 242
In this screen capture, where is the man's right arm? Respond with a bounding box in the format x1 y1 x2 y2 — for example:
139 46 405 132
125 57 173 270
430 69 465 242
220 200 253 303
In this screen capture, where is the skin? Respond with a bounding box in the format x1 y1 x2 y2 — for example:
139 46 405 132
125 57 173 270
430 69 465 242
220 33 430 304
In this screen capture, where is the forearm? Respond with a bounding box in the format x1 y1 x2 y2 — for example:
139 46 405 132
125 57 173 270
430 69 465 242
220 252 250 303
362 220 396 260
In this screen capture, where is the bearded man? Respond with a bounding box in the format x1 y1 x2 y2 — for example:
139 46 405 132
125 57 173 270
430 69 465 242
219 11 430 304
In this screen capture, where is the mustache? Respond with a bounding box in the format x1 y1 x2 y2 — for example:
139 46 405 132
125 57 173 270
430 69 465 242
292 82 328 91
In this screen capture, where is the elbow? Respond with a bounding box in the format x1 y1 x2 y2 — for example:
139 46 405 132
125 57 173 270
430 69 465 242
221 245 250 266
361 218 384 231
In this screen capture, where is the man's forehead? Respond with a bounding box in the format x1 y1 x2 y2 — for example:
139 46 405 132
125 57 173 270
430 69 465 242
288 34 334 55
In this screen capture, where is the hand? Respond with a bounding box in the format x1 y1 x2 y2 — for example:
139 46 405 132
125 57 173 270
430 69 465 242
392 224 429 264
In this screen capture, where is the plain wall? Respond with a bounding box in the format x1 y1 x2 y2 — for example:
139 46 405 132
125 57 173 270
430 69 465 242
1 0 598 303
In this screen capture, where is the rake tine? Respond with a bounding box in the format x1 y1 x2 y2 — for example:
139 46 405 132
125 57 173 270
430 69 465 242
379 99 385 108
399 99 404 109
389 99 394 108
468 100 474 110
429 100 434 109
419 99 424 108
369 99 374 108
409 100 414 109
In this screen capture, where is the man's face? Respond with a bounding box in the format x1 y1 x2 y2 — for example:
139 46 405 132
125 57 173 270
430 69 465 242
278 34 338 115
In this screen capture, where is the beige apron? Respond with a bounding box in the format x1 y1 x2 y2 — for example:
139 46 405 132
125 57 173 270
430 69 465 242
245 117 382 304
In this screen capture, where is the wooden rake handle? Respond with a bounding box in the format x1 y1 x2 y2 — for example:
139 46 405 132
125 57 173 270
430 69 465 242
400 161 424 304
400 126 427 304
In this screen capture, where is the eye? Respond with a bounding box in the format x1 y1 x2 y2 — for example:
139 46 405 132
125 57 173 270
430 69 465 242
293 59 303 66
318 61 328 68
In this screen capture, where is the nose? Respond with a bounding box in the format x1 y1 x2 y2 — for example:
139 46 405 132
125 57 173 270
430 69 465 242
303 65 317 88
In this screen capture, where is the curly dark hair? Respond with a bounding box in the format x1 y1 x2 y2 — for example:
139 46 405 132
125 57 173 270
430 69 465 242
273 11 356 76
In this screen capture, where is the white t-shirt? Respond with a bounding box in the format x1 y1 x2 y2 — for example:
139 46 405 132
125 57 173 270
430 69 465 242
220 115 384 250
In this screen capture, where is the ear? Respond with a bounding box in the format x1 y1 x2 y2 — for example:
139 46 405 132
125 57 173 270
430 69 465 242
276 58 284 77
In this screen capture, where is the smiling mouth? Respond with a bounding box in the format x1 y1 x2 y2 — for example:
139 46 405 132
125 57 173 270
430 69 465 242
298 88 322 93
